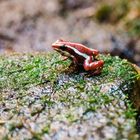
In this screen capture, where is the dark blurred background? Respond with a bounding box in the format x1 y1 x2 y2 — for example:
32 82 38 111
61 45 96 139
0 0 139 65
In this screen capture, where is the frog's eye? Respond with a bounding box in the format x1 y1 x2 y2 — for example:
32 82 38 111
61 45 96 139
60 45 67 51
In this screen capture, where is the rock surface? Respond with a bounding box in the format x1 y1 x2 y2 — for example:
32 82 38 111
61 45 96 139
0 53 139 139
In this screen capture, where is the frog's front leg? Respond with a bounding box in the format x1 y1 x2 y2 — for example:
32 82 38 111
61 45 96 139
83 56 104 74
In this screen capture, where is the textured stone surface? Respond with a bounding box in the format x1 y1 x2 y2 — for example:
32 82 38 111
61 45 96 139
0 53 139 139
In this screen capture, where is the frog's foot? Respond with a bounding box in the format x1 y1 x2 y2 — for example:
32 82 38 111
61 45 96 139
90 68 103 75
62 56 68 61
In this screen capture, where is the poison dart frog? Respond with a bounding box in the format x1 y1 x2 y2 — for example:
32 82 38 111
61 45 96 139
52 39 104 75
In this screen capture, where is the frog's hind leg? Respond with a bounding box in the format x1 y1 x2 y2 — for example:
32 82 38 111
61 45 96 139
90 67 103 75
83 56 104 74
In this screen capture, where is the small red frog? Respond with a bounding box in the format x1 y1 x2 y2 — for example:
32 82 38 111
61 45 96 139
52 39 104 75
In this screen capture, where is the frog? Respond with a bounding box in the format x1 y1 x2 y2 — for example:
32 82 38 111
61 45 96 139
52 39 104 75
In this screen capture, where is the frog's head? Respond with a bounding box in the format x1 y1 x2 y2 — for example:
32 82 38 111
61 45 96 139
52 39 69 53
52 39 74 58
52 39 67 51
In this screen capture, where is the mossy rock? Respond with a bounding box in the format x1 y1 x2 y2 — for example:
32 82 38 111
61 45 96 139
0 53 140 139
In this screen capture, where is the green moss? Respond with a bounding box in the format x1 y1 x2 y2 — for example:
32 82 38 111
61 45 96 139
42 124 50 134
0 53 69 90
8 122 23 131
